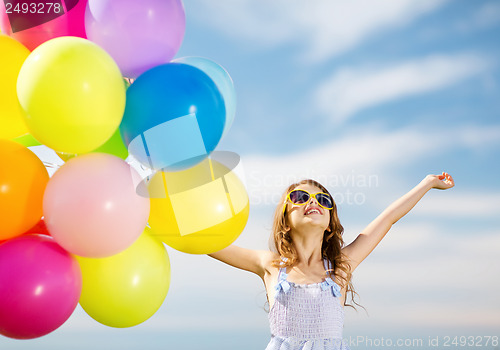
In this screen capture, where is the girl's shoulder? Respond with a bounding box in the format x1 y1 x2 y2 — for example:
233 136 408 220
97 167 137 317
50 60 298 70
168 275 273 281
261 250 280 264
260 251 281 272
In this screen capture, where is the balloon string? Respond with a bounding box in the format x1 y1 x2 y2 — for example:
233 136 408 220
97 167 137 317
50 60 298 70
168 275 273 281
42 161 61 169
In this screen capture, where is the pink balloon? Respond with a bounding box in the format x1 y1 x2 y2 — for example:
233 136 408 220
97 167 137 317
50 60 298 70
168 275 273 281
0 0 88 51
43 153 150 258
0 235 82 339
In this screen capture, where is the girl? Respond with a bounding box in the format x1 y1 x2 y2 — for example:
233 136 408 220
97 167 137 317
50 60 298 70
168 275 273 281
209 172 454 349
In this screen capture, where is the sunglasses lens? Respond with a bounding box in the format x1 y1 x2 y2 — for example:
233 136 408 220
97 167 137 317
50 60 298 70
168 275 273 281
289 190 310 204
316 193 333 209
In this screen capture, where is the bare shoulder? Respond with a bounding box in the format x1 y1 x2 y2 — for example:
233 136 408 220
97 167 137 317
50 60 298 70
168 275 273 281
260 250 280 272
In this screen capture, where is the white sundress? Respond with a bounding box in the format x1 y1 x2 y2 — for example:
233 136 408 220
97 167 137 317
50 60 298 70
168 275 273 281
265 259 351 350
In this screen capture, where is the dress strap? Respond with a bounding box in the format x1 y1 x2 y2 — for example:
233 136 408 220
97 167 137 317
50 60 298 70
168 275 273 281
275 257 342 297
275 257 291 294
323 258 331 271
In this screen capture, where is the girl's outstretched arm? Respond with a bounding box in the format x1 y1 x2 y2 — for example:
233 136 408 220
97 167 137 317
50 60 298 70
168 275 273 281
342 172 454 273
208 245 274 280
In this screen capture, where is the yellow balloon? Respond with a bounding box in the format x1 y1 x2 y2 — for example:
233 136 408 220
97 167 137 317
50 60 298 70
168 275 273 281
0 35 30 140
77 230 170 328
148 157 250 254
16 37 125 154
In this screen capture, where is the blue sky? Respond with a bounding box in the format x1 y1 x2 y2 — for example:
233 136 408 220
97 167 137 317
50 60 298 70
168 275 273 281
2 0 500 349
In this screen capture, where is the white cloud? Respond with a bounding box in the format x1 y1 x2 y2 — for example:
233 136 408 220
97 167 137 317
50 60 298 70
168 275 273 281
346 221 500 330
349 301 500 330
241 124 500 210
189 0 449 62
314 53 492 124
412 191 500 218
356 227 500 291
295 0 450 63
456 1 500 32
474 2 500 27
243 128 432 207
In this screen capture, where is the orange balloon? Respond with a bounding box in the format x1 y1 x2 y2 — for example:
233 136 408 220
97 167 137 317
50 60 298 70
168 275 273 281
0 140 49 240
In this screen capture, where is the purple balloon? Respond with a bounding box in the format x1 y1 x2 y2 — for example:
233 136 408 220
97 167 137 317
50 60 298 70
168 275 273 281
85 0 186 78
0 235 82 339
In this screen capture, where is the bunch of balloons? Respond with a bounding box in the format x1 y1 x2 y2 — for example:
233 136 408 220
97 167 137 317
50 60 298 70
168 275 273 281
0 0 249 340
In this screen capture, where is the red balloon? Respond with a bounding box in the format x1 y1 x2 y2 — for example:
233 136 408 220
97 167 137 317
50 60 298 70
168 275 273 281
24 218 51 236
0 219 50 245
0 235 82 339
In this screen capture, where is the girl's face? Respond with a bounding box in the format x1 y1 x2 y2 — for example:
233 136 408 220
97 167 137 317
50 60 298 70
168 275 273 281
285 184 331 233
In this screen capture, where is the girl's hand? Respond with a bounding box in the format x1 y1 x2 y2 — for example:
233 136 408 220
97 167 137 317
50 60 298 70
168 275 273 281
425 172 455 190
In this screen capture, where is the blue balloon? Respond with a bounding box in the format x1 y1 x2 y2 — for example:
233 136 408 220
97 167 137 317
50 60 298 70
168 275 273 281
173 57 236 140
120 63 226 171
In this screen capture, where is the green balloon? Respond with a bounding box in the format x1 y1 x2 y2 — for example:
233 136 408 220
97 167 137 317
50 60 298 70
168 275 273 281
93 128 128 160
11 133 42 147
57 129 128 162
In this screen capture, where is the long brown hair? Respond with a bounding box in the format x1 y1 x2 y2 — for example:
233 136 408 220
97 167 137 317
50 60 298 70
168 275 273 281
269 179 363 310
